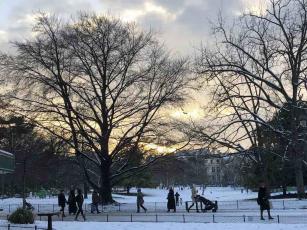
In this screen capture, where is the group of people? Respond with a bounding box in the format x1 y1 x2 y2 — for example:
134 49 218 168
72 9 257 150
58 189 92 221
58 183 274 220
137 186 219 213
136 188 182 213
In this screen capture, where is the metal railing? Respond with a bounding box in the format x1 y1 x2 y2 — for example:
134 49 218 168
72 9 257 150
33 213 307 224
1 213 307 226
0 199 306 214
0 224 46 230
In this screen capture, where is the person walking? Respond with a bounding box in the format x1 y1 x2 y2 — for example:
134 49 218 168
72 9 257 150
188 185 199 212
75 189 86 221
257 182 274 220
68 190 77 215
136 188 147 213
167 188 176 212
175 192 180 206
91 190 101 214
58 190 67 217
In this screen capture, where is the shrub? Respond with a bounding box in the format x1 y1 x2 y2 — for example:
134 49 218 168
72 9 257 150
8 208 35 224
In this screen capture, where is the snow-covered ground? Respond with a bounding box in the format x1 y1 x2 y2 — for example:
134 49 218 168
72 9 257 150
0 187 307 228
1 221 307 230
0 186 306 215
0 186 258 206
114 186 258 203
1 186 306 214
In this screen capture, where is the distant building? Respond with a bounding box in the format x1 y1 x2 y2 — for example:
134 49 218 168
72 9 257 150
175 148 225 186
0 149 14 174
204 158 223 185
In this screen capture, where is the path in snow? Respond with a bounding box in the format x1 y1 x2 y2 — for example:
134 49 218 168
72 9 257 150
1 221 307 230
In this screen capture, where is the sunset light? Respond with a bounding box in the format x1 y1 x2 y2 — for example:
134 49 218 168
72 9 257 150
0 1 305 228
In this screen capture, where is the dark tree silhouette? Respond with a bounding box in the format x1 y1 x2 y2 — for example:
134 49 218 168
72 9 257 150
195 0 307 198
0 13 189 203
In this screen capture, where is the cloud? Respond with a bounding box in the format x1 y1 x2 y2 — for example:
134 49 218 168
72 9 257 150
120 1 178 22
0 30 8 42
153 0 185 12
0 0 269 54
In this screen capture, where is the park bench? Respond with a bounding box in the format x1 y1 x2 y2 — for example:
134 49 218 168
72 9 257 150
37 212 60 230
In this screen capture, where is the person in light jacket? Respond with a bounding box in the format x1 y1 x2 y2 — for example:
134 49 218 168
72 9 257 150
187 185 199 212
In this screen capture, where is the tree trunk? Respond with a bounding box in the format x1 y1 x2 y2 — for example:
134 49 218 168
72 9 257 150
99 164 114 204
262 164 271 196
294 158 305 199
289 95 305 199
22 159 26 209
84 182 88 199
282 185 287 196
126 186 130 195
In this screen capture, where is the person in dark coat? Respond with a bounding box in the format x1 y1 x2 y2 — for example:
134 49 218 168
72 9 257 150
167 188 176 212
68 190 77 215
58 190 67 217
91 190 101 214
136 188 147 213
175 192 180 206
257 183 274 220
75 189 86 221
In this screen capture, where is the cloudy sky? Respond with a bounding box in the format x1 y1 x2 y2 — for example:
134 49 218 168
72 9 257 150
0 0 268 54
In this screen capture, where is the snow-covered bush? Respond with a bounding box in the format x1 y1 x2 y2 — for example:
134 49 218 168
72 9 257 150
8 208 35 224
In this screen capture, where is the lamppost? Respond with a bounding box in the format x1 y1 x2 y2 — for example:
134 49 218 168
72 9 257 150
16 157 28 209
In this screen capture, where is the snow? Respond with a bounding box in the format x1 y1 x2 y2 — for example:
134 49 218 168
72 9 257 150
0 221 307 230
0 186 306 226
0 187 257 206
116 186 258 202
51 222 307 230
0 187 306 227
1 186 306 215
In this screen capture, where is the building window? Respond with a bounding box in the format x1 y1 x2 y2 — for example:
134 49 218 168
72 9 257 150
212 167 215 173
216 159 219 163
211 159 213 164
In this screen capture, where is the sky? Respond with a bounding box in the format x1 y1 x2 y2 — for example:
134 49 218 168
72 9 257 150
0 0 268 127
0 0 268 55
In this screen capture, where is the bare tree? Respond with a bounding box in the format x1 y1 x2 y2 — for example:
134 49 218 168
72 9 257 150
195 0 307 198
0 13 189 203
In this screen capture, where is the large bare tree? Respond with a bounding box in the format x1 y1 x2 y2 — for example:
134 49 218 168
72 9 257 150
0 13 189 203
195 0 307 198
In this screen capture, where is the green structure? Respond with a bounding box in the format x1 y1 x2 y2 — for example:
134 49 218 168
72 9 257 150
0 149 15 174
